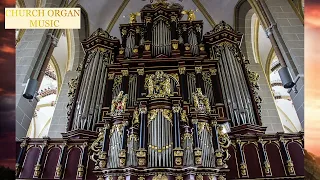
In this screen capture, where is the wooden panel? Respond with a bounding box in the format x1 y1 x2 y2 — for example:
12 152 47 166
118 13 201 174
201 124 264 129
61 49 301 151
20 147 40 179
266 143 286 177
42 147 60 179
226 145 239 179
288 142 304 175
64 147 81 180
243 143 263 178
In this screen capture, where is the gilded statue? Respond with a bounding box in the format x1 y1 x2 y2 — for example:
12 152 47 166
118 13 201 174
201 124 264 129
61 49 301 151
110 91 128 116
193 88 210 114
129 12 141 23
181 9 196 21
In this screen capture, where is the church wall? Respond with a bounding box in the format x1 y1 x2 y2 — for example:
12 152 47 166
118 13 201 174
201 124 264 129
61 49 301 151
48 29 86 138
264 0 304 128
237 4 283 133
15 0 65 140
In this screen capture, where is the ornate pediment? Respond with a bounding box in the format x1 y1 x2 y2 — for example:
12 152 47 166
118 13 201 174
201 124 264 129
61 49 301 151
145 70 173 98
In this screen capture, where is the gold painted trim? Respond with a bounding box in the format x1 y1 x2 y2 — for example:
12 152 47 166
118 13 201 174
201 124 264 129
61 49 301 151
37 118 52 138
192 0 215 27
50 56 62 95
253 18 261 64
287 0 304 24
106 0 130 33
16 29 26 46
265 48 275 84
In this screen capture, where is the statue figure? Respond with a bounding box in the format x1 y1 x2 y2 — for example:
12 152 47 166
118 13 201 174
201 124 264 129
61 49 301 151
182 9 196 21
129 12 141 23
110 91 128 116
193 88 210 114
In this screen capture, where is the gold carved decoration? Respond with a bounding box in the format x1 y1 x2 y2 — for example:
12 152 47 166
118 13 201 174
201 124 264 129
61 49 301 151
179 67 186 75
215 125 231 168
121 69 129 76
172 42 179 50
180 110 188 123
136 149 147 166
145 44 151 51
137 68 144 75
182 9 196 21
55 164 62 178
240 162 248 176
217 175 226 180
196 175 203 180
133 109 140 125
110 91 128 117
77 164 84 178
138 177 145 180
148 109 172 125
264 161 271 174
175 175 183 180
152 174 168 180
172 106 181 113
145 71 173 98
89 127 106 169
33 163 41 177
193 88 211 114
129 12 141 23
195 66 202 74
287 160 295 174
118 176 125 180
209 67 217 75
108 73 115 80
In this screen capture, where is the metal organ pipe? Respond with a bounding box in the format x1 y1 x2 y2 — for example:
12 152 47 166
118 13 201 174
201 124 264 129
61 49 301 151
152 20 171 57
217 45 257 126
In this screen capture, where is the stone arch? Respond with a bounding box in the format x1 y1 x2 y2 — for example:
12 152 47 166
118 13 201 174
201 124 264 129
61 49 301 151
47 5 90 138
234 0 283 133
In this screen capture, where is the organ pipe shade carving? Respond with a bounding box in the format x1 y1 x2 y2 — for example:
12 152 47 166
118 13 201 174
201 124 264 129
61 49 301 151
216 44 256 126
72 49 113 131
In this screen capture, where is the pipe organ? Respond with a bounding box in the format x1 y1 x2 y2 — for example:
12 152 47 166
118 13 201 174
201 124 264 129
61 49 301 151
17 1 304 180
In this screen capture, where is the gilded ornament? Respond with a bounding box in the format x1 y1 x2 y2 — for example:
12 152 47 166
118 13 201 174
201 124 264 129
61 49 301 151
129 12 141 23
108 73 115 80
110 91 128 117
152 174 168 180
287 160 295 174
77 164 84 178
145 44 151 51
181 9 196 21
172 42 179 50
133 47 139 53
133 109 140 124
240 163 247 176
209 68 217 75
121 70 129 76
179 67 186 75
175 157 182 166
33 163 41 177
185 44 190 51
137 68 144 75
195 66 202 74
118 176 125 180
55 165 62 177
145 71 173 98
264 161 271 174
217 175 226 180
175 175 183 180
196 175 203 180
138 158 146 166
139 107 147 114
193 88 211 114
172 106 181 113
180 110 188 122
138 177 145 180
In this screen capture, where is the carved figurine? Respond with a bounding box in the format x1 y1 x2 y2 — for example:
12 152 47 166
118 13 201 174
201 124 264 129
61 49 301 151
145 71 173 98
181 9 196 21
129 12 141 23
193 88 210 114
110 91 128 116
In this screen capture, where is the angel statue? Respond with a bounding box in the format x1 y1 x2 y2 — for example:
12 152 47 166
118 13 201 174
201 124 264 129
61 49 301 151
181 9 196 21
129 12 141 23
110 91 128 116
193 88 210 114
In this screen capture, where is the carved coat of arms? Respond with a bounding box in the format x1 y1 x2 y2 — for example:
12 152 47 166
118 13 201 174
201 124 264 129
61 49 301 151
145 71 172 98
110 91 128 116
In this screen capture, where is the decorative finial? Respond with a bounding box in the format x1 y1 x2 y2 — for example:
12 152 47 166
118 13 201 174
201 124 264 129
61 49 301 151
181 9 197 21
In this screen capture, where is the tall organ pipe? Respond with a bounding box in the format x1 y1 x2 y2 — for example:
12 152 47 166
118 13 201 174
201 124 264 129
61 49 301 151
217 45 256 126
